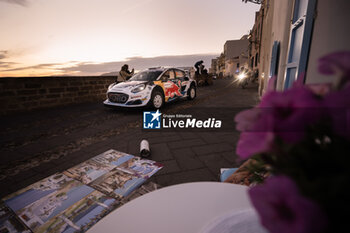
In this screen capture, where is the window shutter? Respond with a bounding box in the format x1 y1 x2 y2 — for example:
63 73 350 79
284 0 317 89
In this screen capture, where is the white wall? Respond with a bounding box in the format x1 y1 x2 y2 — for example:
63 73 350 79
224 40 249 60
258 0 274 96
305 0 350 84
273 0 294 91
260 0 293 93
225 60 235 77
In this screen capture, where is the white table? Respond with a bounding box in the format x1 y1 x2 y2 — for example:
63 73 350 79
88 182 265 233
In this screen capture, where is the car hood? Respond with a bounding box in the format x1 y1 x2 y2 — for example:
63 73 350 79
109 81 148 91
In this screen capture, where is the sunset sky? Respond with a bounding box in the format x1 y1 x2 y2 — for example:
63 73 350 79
0 0 260 77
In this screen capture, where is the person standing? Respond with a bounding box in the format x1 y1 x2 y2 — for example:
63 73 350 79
118 64 134 82
194 60 203 75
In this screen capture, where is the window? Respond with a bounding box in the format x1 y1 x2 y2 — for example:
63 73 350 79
169 70 175 80
161 70 175 81
129 70 162 81
161 71 170 81
269 41 280 91
269 41 280 78
175 70 185 79
284 0 316 89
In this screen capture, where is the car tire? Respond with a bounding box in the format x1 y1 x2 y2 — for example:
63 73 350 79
187 85 196 100
150 90 164 109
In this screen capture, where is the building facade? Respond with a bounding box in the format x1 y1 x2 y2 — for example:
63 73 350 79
215 53 225 78
253 0 350 96
210 58 218 75
248 11 263 75
223 38 249 77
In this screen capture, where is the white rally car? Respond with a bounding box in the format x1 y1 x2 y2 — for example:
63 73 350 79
104 67 197 109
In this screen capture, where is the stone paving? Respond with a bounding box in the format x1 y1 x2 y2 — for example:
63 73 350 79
0 78 259 199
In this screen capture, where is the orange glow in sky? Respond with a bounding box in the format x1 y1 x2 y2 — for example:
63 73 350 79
0 0 260 76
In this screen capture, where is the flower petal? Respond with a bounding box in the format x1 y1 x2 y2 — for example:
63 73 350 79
235 108 261 131
236 132 274 159
318 51 350 77
249 176 328 233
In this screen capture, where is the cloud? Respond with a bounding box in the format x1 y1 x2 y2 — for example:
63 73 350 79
0 61 17 68
0 0 29 7
0 50 9 60
2 62 62 72
1 53 219 76
0 50 19 69
63 54 218 75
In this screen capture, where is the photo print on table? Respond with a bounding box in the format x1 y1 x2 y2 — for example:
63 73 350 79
0 202 31 233
89 168 146 199
1 150 163 233
92 149 134 168
63 159 114 185
2 173 119 233
116 157 163 179
33 190 120 233
63 149 134 185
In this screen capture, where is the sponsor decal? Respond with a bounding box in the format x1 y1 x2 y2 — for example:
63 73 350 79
130 95 142 99
164 80 182 98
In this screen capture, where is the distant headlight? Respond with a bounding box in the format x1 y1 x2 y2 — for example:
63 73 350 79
237 73 246 80
131 84 146 93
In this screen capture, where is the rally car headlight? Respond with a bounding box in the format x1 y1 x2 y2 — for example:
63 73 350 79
131 84 146 93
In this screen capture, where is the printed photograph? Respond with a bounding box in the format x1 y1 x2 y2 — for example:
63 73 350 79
4 173 77 210
63 159 114 185
0 203 31 233
116 157 163 179
92 149 135 168
3 173 96 232
34 190 120 233
90 169 146 199
120 182 162 205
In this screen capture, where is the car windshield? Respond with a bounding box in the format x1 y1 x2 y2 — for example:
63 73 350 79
129 70 162 81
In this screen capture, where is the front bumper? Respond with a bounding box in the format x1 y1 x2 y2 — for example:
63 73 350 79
104 90 150 107
103 99 148 107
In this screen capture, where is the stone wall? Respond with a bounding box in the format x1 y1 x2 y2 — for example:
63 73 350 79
0 76 115 115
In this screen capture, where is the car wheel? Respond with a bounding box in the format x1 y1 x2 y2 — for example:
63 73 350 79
187 85 196 100
151 91 164 109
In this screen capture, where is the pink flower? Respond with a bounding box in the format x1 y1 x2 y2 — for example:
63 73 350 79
306 83 332 96
235 108 275 158
235 86 324 158
259 87 324 142
324 85 350 138
235 108 261 132
236 132 275 159
267 75 277 92
249 176 328 233
318 51 350 89
318 51 350 77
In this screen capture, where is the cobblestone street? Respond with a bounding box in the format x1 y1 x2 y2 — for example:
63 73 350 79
0 78 259 199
